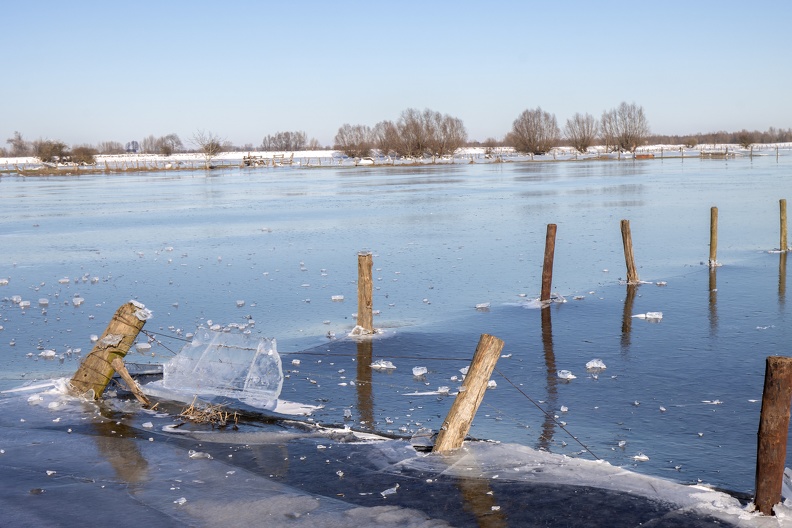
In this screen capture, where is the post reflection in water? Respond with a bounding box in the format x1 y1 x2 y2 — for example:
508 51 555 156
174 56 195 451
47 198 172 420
780 252 787 306
92 417 149 485
620 284 637 355
538 306 558 451
456 460 508 528
356 339 374 430
709 268 718 334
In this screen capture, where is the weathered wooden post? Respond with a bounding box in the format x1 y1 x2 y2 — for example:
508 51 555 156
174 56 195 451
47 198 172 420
780 199 788 252
620 219 639 284
709 206 719 267
540 224 557 302
433 334 504 453
356 252 374 333
70 301 151 399
755 356 792 515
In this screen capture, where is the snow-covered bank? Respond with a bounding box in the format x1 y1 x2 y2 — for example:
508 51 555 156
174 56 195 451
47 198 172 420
2 143 791 171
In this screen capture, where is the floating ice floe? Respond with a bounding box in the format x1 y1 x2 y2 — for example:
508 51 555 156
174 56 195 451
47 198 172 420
632 312 663 320
586 358 607 370
135 342 152 353
412 366 428 377
0 278 8 286
38 298 49 306
633 453 650 462
475 302 490 311
371 360 396 371
487 380 497 389
557 370 576 380
39 350 56 359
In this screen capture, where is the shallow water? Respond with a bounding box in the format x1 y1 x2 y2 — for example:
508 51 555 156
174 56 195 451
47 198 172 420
1 156 791 507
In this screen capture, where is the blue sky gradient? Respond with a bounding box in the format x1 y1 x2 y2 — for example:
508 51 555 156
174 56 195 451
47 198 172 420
2 0 790 147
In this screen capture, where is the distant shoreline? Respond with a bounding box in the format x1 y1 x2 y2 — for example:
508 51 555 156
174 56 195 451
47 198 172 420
2 143 790 176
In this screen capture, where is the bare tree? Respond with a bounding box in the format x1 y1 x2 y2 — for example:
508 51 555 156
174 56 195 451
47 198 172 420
421 110 468 157
260 131 307 151
306 137 323 150
396 108 430 157
97 141 125 154
6 131 30 157
71 145 98 165
191 130 224 169
736 129 756 148
334 124 372 158
508 107 559 155
601 102 650 152
32 139 69 164
564 113 599 153
372 120 400 156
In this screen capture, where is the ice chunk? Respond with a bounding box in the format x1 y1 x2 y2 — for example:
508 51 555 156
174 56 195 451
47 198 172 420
487 380 497 389
586 359 607 370
412 366 428 377
0 278 8 286
72 297 84 307
39 350 56 359
11 295 21 304
380 483 399 497
371 360 396 371
475 302 490 310
19 300 30 309
152 328 282 410
38 298 49 306
632 312 663 320
331 295 344 301
633 453 650 462
236 300 245 307
557 370 576 380
135 342 152 353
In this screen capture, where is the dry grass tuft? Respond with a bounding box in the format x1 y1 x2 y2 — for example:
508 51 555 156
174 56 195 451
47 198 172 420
179 397 239 429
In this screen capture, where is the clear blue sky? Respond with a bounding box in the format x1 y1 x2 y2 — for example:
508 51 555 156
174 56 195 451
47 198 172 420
2 0 790 148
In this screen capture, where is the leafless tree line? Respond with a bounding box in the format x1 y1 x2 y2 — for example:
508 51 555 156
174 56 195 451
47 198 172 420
334 108 468 159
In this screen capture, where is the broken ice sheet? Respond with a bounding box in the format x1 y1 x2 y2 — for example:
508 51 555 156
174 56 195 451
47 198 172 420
142 327 283 410
371 360 396 371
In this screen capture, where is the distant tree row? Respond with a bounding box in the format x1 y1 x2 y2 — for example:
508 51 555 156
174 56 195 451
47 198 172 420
646 127 792 149
5 113 792 164
334 108 468 159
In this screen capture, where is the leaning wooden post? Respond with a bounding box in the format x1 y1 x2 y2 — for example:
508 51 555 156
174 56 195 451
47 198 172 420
709 207 719 267
780 199 788 252
620 219 639 284
755 356 792 516
356 252 374 333
540 224 557 302
433 334 504 453
70 301 150 399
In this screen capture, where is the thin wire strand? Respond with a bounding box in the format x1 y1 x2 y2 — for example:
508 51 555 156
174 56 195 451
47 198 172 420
494 367 600 461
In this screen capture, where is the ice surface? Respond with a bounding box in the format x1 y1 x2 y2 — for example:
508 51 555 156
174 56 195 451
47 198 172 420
145 327 282 410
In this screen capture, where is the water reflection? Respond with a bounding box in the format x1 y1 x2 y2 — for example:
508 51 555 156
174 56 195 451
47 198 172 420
780 252 787 305
91 415 148 484
621 284 637 355
538 307 557 450
709 268 718 335
456 460 508 527
356 340 374 430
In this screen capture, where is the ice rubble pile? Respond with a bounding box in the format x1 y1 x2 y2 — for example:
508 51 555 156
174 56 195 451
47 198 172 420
151 327 283 410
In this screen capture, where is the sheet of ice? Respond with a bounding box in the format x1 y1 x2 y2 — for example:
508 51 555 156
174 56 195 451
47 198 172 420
143 327 282 410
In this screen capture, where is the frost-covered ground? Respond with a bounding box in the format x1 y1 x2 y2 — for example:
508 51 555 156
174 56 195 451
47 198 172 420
2 154 792 525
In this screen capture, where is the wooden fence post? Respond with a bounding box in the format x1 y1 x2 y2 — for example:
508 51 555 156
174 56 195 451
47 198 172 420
356 252 374 333
755 356 792 515
780 199 788 252
433 334 504 453
540 224 557 302
709 207 719 267
70 301 150 399
620 219 639 284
